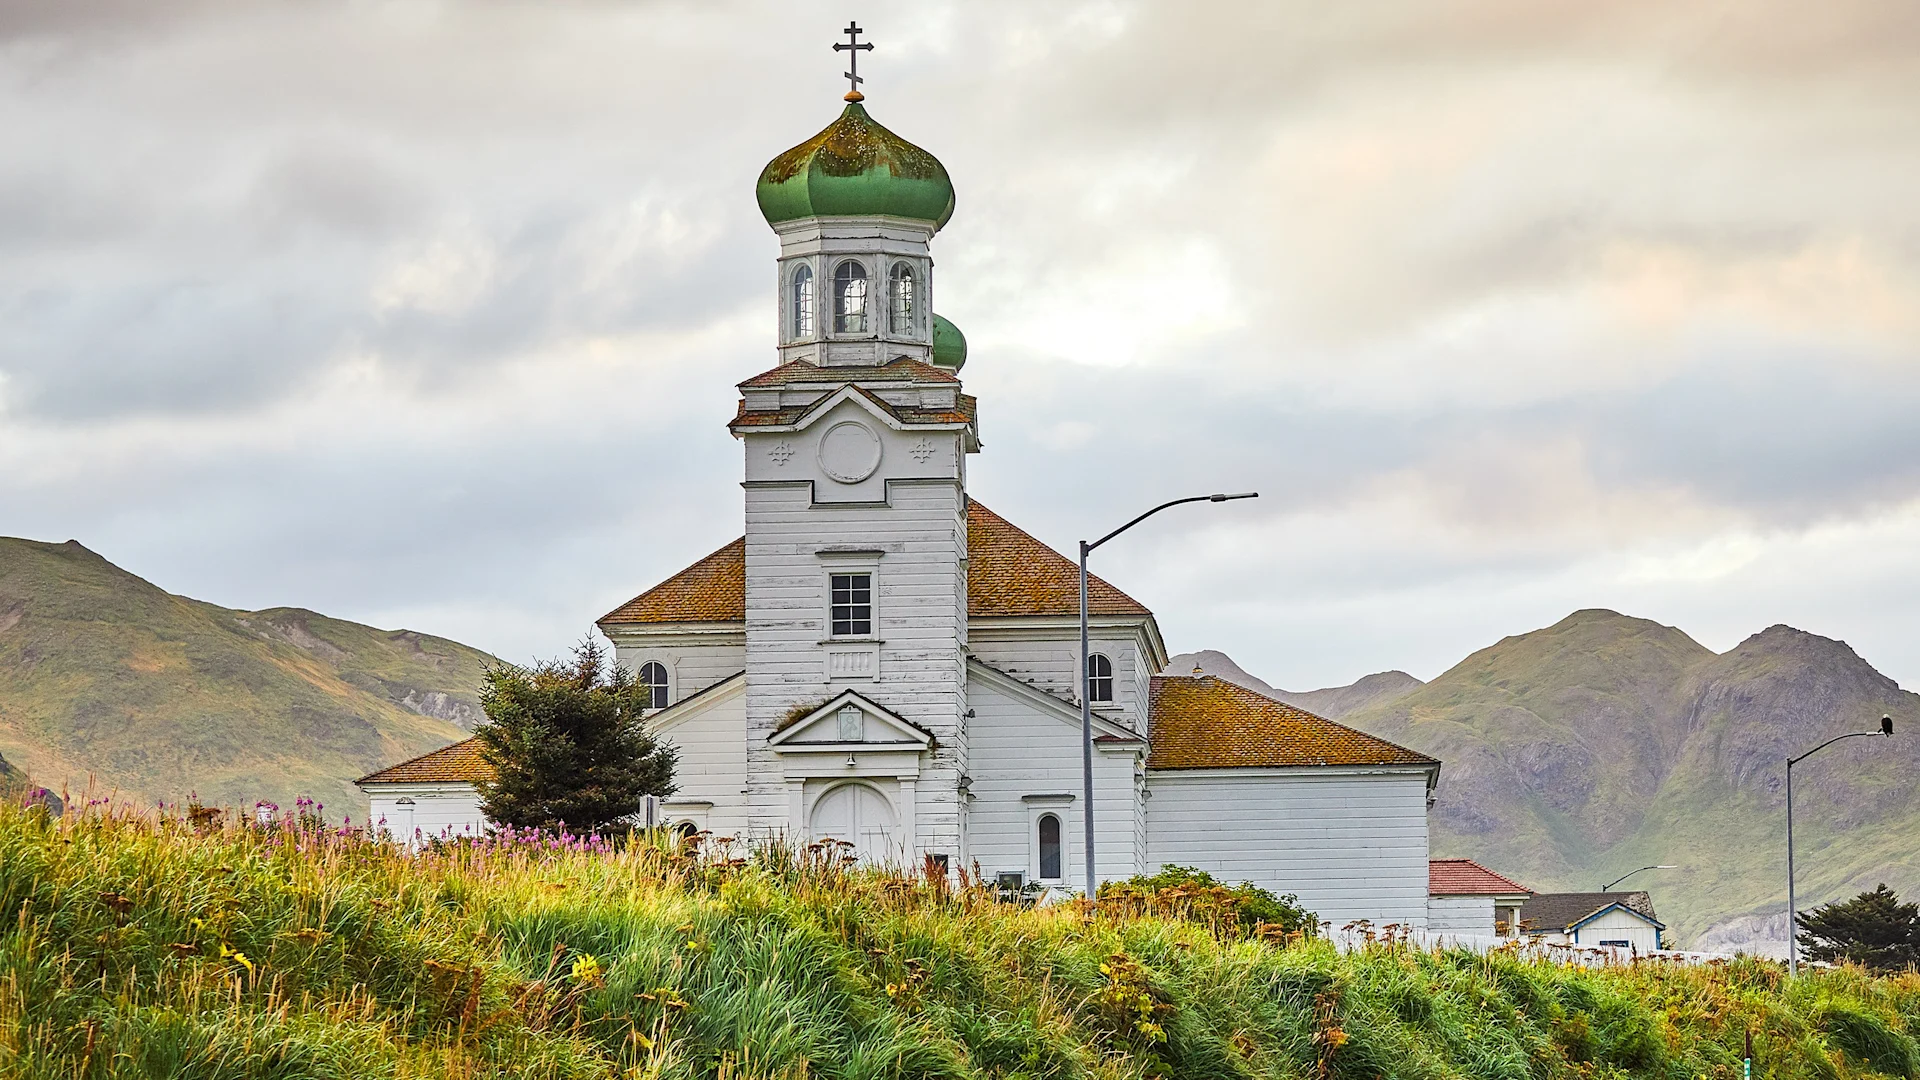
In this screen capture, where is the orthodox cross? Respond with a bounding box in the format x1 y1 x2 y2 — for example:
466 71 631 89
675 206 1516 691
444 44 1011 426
833 22 874 100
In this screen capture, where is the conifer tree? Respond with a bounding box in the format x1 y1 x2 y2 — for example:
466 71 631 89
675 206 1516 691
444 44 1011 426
474 638 676 834
1797 884 1920 972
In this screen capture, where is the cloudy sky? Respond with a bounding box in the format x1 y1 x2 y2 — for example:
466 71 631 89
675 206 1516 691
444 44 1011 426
4 0 1919 691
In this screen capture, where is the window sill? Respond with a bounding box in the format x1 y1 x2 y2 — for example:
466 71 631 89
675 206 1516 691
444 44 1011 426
820 637 884 646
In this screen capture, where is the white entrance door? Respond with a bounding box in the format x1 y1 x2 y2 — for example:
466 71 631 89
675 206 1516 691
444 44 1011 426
809 783 898 866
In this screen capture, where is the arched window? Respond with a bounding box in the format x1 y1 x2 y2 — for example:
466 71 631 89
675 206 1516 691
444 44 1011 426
888 262 915 334
790 263 814 338
833 260 868 334
1086 653 1114 703
1038 813 1063 881
638 661 669 710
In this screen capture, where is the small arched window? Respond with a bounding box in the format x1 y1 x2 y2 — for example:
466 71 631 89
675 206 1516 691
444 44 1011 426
833 260 869 334
790 263 814 339
1086 653 1114 703
888 262 915 334
1038 813 1063 881
638 661 669 710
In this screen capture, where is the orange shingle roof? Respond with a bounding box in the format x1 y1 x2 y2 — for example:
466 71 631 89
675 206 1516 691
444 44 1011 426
738 357 959 387
1429 858 1531 896
965 501 1150 618
600 538 746 623
598 501 1150 626
356 738 494 785
1146 675 1436 770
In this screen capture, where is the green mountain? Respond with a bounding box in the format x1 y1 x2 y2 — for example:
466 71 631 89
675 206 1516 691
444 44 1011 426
0 537 500 818
1333 609 1920 948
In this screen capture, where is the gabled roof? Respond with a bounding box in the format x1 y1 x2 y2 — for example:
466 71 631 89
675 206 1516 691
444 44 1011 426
738 357 959 388
966 501 1151 618
598 500 1151 626
729 384 976 429
1429 858 1531 896
1518 891 1664 932
601 538 746 624
356 738 492 785
1145 675 1437 770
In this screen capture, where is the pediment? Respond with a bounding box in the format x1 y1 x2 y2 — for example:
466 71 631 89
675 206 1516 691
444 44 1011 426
768 689 933 751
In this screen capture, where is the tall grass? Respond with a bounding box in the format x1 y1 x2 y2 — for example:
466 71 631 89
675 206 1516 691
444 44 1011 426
3 801 1918 1080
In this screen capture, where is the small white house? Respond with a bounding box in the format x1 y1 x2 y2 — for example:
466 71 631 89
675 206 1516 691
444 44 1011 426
1517 891 1666 952
1427 858 1531 938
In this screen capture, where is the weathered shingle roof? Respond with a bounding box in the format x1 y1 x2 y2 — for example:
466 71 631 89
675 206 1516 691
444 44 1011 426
599 501 1150 626
1146 675 1437 770
965 501 1151 618
1429 858 1531 896
356 738 493 785
601 538 746 624
738 357 959 388
1518 891 1663 932
729 385 976 429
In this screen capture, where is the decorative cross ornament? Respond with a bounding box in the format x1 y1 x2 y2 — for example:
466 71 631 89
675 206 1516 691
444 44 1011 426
833 22 874 101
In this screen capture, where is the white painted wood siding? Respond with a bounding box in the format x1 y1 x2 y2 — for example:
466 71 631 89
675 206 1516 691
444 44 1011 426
1427 896 1494 935
365 783 487 845
1145 768 1432 929
742 399 969 858
968 622 1154 733
963 669 1141 887
652 678 751 838
1567 909 1663 952
607 630 745 705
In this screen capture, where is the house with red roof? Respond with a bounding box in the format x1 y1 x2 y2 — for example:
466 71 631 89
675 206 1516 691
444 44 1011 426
1428 859 1532 938
359 78 1449 930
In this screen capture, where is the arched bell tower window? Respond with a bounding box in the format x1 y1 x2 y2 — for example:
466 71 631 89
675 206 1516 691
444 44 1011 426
790 263 814 339
888 263 916 335
1037 813 1063 881
1086 653 1114 703
833 260 869 334
638 661 669 710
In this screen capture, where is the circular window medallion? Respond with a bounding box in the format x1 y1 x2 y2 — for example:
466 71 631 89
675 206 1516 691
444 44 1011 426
818 421 883 483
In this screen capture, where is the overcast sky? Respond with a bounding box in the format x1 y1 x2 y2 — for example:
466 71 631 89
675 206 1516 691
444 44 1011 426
4 0 1919 692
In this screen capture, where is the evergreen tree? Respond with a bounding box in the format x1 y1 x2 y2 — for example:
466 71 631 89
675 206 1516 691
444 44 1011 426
1797 884 1920 972
474 638 676 834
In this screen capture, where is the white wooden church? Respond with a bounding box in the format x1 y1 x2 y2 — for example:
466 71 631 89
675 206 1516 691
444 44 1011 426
359 72 1446 930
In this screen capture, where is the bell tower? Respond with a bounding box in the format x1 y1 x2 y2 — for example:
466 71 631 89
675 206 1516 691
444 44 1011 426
731 38 978 865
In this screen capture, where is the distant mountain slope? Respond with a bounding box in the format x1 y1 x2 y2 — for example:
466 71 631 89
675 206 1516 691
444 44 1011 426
1336 610 1920 947
0 537 500 817
1167 650 1424 719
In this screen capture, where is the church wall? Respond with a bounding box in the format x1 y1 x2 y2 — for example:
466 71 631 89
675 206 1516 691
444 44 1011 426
964 675 1141 887
607 630 746 706
1144 768 1432 929
742 425 969 859
653 680 751 838
967 623 1152 734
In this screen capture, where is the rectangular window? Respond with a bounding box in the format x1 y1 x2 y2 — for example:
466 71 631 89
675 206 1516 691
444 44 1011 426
830 573 872 636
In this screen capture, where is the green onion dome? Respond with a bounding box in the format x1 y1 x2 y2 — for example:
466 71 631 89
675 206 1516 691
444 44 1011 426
931 313 967 371
757 101 955 232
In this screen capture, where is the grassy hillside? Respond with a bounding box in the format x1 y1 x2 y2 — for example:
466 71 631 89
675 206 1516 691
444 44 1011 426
6 803 1920 1080
0 537 500 817
1340 610 1920 946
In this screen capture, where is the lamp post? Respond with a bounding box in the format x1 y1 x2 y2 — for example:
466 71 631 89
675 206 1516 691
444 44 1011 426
1601 865 1677 892
1787 714 1894 975
1078 492 1258 899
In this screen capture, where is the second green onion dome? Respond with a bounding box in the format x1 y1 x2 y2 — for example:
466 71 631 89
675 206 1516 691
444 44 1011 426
756 102 955 232
931 314 967 371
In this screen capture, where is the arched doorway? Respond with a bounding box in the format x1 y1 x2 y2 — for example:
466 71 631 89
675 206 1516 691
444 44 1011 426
809 782 898 866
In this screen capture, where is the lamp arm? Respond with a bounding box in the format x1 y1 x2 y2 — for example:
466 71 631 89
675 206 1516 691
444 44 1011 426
1789 729 1880 767
1085 496 1215 554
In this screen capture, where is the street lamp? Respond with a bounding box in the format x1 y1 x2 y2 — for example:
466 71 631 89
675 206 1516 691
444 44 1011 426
1601 865 1677 892
1787 714 1894 975
1078 492 1258 899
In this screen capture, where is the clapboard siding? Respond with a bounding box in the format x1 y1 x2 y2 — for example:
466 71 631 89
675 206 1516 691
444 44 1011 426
1146 769 1431 928
1428 896 1493 935
743 402 970 858
964 667 1141 885
366 784 487 845
968 625 1154 734
606 635 745 705
654 677 751 837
